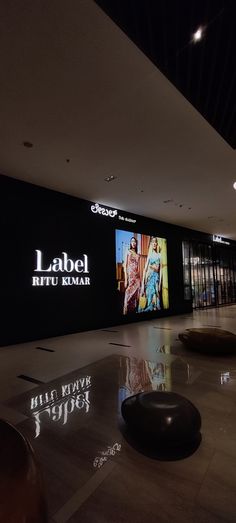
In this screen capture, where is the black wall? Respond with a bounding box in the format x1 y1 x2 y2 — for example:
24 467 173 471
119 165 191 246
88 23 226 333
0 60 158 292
1 174 193 346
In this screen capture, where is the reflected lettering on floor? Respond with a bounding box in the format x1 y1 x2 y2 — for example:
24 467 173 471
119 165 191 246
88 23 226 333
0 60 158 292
220 372 230 385
93 443 122 469
30 375 91 438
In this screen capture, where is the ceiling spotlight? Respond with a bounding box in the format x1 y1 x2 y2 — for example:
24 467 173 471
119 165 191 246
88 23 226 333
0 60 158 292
233 181 236 190
104 175 117 182
23 141 33 148
192 27 204 43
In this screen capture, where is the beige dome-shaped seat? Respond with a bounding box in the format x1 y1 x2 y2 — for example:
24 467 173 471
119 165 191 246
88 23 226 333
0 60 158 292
0 419 47 523
179 328 236 355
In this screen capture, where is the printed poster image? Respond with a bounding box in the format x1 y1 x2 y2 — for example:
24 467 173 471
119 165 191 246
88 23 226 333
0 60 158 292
115 230 169 315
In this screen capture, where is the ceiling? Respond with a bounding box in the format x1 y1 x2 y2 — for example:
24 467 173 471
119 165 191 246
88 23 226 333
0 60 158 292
0 0 236 239
96 0 236 149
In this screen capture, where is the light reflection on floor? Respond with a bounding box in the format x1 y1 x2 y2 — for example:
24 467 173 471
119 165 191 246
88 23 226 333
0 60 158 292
1 305 236 522
30 375 91 438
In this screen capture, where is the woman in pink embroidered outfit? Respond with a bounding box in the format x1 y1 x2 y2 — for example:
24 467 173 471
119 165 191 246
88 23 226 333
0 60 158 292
123 237 141 314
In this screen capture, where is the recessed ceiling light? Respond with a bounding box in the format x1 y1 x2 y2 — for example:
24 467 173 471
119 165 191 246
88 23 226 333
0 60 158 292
192 27 204 43
104 175 117 182
233 181 236 190
23 141 33 148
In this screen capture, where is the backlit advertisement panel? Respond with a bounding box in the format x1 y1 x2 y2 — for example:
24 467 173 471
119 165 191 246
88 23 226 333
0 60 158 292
116 230 169 314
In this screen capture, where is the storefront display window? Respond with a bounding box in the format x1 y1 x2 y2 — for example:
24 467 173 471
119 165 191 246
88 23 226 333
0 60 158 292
182 240 236 308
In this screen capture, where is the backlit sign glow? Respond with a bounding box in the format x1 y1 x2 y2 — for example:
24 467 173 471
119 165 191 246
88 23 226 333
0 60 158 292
32 250 90 287
90 202 136 223
91 203 118 218
213 235 230 245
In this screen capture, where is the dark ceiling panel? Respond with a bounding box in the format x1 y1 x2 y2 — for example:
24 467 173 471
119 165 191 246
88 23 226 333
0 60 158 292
95 0 236 149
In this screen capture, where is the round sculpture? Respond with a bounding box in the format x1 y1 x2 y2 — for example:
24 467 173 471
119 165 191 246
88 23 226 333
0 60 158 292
179 328 236 355
0 419 47 522
121 391 201 447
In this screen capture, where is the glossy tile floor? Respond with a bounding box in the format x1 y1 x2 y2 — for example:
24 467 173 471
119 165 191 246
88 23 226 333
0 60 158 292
1 306 236 522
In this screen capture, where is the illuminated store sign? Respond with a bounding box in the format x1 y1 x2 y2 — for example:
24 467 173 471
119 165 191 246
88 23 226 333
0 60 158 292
32 250 90 287
30 375 91 437
213 235 230 245
90 202 136 224
91 203 118 218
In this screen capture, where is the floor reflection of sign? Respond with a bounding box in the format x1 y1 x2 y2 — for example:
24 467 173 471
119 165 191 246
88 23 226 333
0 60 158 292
220 372 230 385
30 376 91 438
93 443 121 469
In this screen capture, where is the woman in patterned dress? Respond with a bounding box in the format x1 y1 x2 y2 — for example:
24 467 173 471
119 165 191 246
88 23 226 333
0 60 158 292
141 237 162 311
123 237 141 314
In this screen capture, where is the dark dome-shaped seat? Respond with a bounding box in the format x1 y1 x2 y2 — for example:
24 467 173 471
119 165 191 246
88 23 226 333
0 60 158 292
0 419 47 523
179 328 236 355
121 391 201 447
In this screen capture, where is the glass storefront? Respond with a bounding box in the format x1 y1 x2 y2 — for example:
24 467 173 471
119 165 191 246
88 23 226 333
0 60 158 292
182 241 236 309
